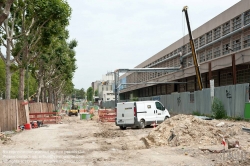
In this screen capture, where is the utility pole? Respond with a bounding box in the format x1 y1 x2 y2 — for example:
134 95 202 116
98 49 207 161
182 6 203 90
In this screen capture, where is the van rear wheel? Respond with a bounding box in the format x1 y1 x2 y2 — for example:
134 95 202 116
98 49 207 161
139 120 145 129
120 126 126 130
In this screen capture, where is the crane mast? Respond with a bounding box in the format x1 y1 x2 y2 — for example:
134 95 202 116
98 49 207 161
182 6 203 90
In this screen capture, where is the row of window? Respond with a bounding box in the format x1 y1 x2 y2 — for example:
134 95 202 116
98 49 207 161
144 9 250 68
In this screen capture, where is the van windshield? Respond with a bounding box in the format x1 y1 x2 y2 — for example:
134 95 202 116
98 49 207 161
155 102 164 110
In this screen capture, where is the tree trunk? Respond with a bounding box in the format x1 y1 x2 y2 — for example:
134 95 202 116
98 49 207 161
18 68 25 100
0 0 14 26
5 63 11 99
4 19 11 99
36 78 43 102
41 87 45 102
53 90 58 110
18 45 29 101
48 85 53 103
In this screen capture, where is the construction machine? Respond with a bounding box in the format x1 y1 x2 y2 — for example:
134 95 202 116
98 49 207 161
68 99 79 116
182 6 203 90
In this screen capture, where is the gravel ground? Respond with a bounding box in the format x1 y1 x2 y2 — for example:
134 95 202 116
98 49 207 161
0 114 249 166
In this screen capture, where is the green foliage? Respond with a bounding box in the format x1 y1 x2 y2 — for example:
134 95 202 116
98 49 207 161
11 71 19 99
192 111 201 116
211 97 227 119
94 90 98 96
130 97 138 101
87 87 93 101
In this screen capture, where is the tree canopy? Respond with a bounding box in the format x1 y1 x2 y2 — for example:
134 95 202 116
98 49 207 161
0 0 80 106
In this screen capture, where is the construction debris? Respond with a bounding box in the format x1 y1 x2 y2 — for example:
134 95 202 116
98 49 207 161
242 127 250 133
142 114 250 148
216 122 225 127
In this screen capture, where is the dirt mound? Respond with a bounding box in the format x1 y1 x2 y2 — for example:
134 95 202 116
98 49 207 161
143 114 249 147
94 130 125 138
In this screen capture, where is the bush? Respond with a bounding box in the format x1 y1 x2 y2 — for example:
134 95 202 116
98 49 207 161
130 97 138 101
192 111 201 116
211 97 226 119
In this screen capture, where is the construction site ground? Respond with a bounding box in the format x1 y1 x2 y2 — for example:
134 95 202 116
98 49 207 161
1 113 250 166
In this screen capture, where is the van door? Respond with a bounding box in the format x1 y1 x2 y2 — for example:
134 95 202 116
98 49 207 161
144 103 155 125
116 102 134 125
155 101 165 123
136 102 146 120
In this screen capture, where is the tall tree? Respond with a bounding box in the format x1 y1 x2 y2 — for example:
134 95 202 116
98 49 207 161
0 0 14 25
0 0 71 99
94 90 98 96
87 87 93 101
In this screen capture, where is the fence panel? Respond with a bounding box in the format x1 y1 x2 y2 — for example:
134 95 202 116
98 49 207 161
18 101 28 125
0 99 18 132
235 84 249 117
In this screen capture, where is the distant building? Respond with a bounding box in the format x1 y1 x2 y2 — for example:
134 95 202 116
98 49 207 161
92 80 101 93
98 73 115 102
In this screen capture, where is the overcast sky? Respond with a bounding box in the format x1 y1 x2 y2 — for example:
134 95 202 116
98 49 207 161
67 0 240 90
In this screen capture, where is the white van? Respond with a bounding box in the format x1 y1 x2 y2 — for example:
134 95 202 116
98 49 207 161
115 100 170 130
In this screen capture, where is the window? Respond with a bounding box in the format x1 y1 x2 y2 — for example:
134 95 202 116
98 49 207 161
194 39 198 49
182 57 187 68
187 44 191 53
206 49 212 61
232 38 241 51
182 44 187 55
155 102 164 110
178 47 182 53
214 27 221 40
188 56 193 66
222 22 230 36
206 31 212 43
222 43 230 55
244 34 250 48
244 10 250 25
199 35 205 47
232 15 241 31
199 51 205 63
213 45 221 58
174 49 177 55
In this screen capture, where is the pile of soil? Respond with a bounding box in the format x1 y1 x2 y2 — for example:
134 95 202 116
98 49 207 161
142 114 250 147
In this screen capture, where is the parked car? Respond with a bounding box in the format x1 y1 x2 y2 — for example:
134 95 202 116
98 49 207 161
115 100 170 130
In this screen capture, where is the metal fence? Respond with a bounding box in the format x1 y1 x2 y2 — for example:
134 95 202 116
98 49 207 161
103 83 249 118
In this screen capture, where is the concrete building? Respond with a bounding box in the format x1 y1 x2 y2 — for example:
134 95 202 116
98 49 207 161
92 81 101 93
119 0 250 100
98 73 115 102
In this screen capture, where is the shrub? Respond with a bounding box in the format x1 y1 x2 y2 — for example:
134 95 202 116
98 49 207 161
211 97 226 119
192 111 201 116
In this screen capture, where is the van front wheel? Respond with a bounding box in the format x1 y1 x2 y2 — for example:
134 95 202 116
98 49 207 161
139 120 145 129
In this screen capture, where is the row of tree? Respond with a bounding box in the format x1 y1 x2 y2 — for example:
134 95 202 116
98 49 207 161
0 0 77 108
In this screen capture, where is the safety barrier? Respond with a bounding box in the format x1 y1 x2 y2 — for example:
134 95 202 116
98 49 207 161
98 109 116 122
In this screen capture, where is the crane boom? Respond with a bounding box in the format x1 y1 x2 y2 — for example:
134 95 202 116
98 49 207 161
182 6 203 90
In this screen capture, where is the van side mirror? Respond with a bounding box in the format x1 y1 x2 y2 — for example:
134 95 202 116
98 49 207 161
163 106 165 110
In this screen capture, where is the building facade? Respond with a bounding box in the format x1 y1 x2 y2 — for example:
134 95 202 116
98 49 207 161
98 73 115 102
119 0 250 100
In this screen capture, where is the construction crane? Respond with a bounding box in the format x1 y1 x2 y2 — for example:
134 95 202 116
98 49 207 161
182 6 203 90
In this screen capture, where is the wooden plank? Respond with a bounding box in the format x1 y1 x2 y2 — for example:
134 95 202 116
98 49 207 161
40 102 42 113
16 99 19 130
4 100 8 131
0 100 4 131
25 104 30 124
